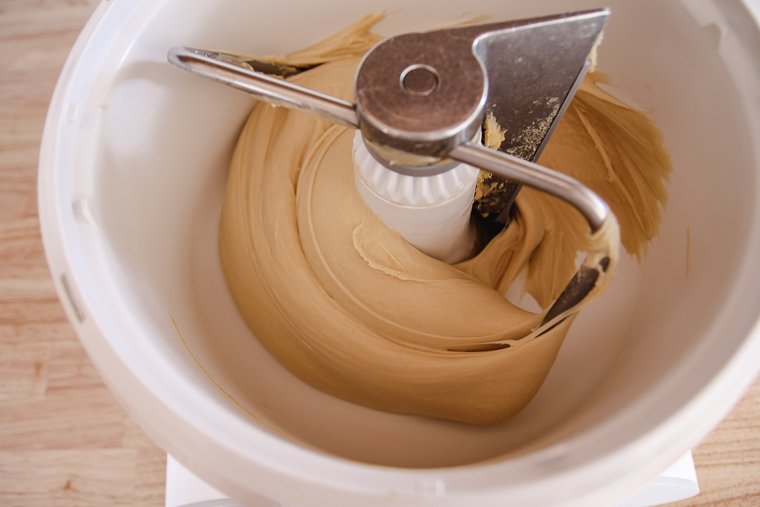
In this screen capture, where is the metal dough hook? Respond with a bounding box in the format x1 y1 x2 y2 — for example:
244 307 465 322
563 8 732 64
168 9 609 232
167 9 615 331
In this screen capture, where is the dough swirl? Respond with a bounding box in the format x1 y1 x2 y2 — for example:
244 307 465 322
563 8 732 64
219 15 670 424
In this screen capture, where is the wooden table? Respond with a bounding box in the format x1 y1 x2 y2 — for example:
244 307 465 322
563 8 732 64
1 1 758 505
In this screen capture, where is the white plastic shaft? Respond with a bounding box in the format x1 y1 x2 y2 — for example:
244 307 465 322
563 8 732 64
352 131 479 263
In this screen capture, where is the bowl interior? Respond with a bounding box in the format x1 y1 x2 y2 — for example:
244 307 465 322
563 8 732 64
58 0 760 468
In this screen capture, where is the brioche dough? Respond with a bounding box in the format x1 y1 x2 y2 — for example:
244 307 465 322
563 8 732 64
219 15 670 424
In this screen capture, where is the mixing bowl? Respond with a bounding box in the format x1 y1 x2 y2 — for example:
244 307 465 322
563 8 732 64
39 0 760 505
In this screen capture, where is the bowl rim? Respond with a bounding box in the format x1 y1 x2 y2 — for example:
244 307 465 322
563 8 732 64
38 0 760 505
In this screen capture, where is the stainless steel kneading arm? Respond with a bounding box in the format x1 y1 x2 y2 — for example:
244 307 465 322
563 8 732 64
167 9 616 332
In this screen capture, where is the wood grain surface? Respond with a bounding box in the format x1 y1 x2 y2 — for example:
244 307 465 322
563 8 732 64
1 1 758 506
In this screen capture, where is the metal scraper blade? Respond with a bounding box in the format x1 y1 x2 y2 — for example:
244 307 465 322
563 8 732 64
470 11 607 228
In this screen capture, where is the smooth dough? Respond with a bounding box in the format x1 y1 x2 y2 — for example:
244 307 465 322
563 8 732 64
219 15 670 424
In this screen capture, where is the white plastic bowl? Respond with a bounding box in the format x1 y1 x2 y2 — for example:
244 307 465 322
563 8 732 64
39 1 760 505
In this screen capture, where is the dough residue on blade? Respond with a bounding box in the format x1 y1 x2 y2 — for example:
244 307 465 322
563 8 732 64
219 15 670 424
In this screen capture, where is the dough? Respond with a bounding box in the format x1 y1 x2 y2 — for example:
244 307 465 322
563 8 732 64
219 15 670 424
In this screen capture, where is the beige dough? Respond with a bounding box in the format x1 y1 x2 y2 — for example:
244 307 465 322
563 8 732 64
219 15 670 424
